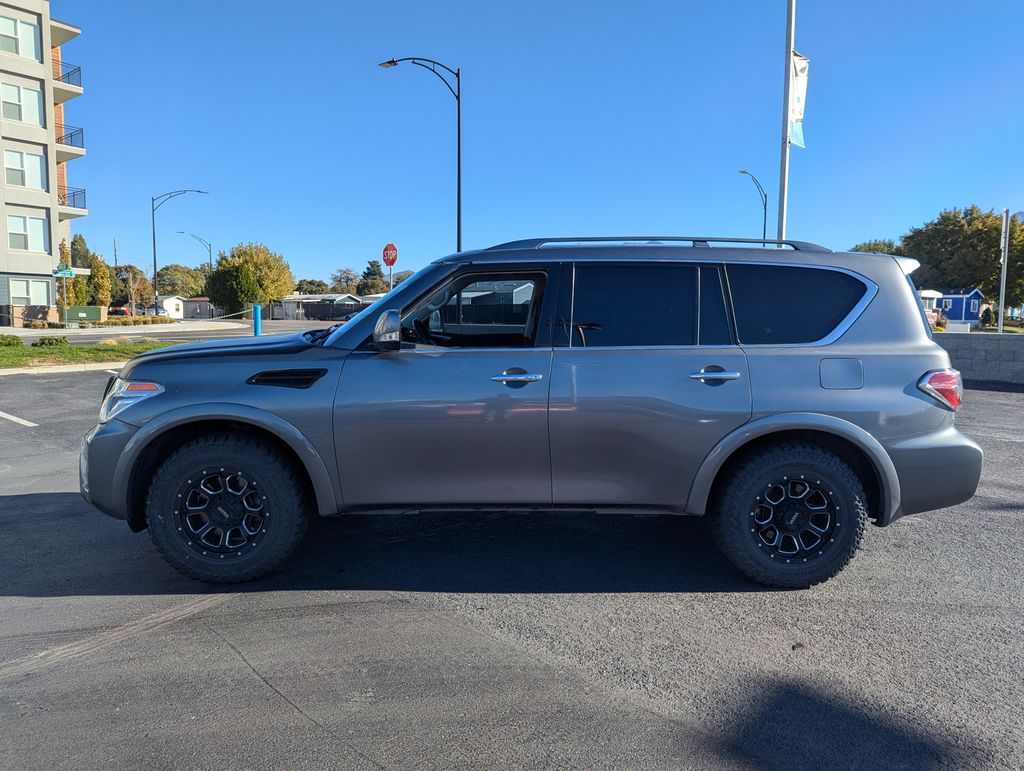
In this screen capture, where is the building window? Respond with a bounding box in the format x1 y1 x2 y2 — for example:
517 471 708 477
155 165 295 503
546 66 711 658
1 83 43 126
0 16 40 60
7 213 49 252
942 299 952 310
4 149 46 189
9 278 49 306
971 299 979 314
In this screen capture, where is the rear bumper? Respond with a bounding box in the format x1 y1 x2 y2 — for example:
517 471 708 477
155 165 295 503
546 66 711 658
80 418 138 521
882 426 983 525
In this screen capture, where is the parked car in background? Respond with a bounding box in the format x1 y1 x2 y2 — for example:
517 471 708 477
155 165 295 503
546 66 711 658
80 236 982 588
107 307 129 317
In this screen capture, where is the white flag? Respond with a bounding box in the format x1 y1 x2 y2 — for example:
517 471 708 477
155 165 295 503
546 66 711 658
789 51 809 148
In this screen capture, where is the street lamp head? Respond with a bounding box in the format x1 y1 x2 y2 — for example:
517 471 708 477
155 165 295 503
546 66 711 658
739 169 749 175
378 59 399 68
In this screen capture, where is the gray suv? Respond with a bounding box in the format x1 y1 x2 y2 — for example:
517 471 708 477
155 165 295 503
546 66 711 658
80 237 983 588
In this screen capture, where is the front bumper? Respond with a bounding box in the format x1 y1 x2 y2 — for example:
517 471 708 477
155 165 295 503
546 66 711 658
80 418 138 521
883 426 983 524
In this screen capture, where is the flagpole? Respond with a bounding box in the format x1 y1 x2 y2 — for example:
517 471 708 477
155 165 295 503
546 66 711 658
776 0 796 245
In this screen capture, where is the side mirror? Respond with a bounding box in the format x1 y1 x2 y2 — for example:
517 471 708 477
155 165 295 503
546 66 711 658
372 309 402 351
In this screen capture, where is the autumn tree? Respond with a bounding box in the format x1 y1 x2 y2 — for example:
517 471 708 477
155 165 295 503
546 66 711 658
214 242 294 303
156 263 206 298
393 269 415 286
329 267 360 294
295 278 329 294
87 252 112 307
110 265 152 310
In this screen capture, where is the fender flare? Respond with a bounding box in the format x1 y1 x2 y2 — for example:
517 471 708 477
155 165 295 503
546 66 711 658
684 412 901 521
113 403 341 518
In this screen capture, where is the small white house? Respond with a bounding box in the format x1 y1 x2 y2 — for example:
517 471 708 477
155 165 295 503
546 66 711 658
158 295 186 319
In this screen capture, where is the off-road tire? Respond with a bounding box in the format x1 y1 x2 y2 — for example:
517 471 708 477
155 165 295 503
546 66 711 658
709 442 867 588
147 434 309 583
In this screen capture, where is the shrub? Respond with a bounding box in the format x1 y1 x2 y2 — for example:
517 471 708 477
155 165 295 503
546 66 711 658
47 321 64 329
79 321 92 329
0 334 23 347
31 336 70 347
25 320 46 329
97 338 120 346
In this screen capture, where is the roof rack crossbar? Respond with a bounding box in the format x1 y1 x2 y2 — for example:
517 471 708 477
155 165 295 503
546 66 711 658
486 236 830 252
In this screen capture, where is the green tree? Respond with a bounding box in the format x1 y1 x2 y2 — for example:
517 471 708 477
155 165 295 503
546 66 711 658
329 267 360 294
215 242 294 302
70 233 90 269
356 259 390 295
87 252 112 307
295 278 329 294
850 239 903 255
156 263 206 298
903 206 1023 305
207 262 262 315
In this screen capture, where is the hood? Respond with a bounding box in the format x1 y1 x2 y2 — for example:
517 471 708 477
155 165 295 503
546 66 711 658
125 332 312 370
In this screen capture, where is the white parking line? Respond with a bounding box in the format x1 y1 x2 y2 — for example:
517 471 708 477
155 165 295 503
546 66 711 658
0 410 38 427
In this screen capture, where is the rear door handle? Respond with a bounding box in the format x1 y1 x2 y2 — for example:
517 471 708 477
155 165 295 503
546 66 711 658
689 368 741 382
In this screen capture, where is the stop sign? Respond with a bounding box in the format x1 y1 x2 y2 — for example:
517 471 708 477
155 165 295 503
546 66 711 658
382 243 398 267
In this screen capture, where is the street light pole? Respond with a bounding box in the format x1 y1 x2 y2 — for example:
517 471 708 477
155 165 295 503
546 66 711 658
151 189 207 308
777 0 796 245
739 170 768 245
178 230 213 272
379 57 462 252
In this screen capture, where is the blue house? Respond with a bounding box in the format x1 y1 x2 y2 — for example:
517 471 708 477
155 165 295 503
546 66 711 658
937 287 985 327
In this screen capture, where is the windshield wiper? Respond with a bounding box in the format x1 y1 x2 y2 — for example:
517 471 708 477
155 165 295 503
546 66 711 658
304 323 342 345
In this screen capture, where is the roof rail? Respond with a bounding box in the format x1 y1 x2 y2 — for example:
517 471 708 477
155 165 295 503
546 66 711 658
486 236 831 252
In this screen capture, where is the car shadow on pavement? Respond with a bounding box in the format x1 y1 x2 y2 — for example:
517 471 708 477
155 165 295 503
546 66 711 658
1 493 766 597
716 678 982 769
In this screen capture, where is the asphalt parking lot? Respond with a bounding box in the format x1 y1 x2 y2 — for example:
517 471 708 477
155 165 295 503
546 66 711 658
1 371 1021 768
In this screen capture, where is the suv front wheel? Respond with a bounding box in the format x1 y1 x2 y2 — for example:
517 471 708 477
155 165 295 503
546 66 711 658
146 434 309 583
710 442 867 588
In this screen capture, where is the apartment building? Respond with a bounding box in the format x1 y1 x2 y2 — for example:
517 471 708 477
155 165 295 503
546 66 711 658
0 0 84 326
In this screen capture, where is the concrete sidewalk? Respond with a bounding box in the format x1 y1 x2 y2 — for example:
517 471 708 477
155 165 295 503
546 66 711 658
0 361 127 377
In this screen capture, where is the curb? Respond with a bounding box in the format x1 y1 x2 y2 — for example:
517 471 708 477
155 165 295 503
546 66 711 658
0 361 126 377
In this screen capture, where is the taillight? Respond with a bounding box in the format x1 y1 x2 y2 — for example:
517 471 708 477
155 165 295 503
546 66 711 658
918 369 962 411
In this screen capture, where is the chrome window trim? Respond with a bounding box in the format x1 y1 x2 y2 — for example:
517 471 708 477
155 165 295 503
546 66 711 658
724 261 878 348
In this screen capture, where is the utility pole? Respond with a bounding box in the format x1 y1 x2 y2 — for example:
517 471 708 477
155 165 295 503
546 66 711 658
113 237 118 268
998 208 1010 333
776 0 796 245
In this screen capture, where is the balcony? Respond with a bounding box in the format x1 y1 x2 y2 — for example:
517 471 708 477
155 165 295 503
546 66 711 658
58 185 87 219
52 62 83 104
50 18 81 47
54 124 85 162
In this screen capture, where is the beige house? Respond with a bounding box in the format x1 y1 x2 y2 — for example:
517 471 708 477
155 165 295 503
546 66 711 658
0 0 84 326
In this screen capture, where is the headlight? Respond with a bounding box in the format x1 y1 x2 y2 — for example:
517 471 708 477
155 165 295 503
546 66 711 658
98 378 164 423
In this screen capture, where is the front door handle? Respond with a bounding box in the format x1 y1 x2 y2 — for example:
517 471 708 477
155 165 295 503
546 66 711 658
689 367 741 383
491 373 544 384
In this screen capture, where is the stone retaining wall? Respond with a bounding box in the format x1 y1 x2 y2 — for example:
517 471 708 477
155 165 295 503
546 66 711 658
934 332 1024 385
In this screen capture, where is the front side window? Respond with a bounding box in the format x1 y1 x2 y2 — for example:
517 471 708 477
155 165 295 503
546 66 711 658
942 299 952 310
570 265 697 346
7 213 48 251
4 149 45 188
9 278 48 305
401 272 546 348
971 299 979 314
727 264 868 345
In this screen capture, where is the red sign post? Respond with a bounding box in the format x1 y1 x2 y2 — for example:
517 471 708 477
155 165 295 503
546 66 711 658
383 243 398 289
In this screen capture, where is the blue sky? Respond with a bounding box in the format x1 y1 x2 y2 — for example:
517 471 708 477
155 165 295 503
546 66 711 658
64 0 1023 280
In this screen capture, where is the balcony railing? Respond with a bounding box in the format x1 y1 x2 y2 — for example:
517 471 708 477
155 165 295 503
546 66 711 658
54 61 82 88
58 185 87 209
55 124 84 148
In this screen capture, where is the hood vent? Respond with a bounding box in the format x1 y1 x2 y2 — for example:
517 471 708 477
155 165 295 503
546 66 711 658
246 369 328 389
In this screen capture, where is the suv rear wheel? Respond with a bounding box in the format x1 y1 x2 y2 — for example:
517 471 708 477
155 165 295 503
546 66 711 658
146 434 309 583
710 442 867 588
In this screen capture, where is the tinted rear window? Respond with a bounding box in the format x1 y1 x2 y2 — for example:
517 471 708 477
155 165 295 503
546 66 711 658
727 264 867 344
572 265 696 346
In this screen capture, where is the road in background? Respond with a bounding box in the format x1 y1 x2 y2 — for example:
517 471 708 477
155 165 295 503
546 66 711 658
4 319 337 347
0 374 1021 767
